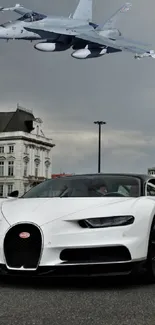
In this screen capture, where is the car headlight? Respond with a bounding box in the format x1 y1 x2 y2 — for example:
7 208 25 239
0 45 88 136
79 215 134 228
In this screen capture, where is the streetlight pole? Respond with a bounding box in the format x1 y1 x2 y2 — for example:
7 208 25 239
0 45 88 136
94 121 106 173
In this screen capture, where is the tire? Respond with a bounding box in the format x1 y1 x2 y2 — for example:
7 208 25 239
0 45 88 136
146 218 155 282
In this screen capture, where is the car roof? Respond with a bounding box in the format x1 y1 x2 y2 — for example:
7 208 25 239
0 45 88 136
51 173 152 182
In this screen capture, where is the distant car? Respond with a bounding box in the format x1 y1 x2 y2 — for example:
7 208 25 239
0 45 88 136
1 173 155 280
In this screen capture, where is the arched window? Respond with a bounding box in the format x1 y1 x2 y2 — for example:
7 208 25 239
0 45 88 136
45 160 50 179
34 158 40 178
8 161 14 177
0 161 4 176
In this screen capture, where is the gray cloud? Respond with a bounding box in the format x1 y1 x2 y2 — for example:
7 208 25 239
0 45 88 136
0 0 155 174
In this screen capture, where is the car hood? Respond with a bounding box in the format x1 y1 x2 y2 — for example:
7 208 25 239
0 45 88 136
1 197 139 226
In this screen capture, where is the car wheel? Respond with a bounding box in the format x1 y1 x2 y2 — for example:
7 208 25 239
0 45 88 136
146 219 155 282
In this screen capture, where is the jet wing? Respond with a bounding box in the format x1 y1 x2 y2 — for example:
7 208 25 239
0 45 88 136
0 4 33 15
112 36 151 47
24 25 153 53
24 27 58 39
24 25 92 36
75 30 155 56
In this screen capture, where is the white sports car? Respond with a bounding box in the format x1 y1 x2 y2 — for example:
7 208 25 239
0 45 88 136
1 173 155 279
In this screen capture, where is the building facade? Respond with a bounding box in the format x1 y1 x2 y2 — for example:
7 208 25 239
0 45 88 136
0 106 55 197
148 167 155 176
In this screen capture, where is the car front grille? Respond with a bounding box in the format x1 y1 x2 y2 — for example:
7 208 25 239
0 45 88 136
4 223 42 269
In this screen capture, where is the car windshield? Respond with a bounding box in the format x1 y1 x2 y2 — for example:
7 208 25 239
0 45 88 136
22 175 141 198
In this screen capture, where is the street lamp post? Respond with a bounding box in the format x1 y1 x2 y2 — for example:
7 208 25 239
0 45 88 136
94 121 106 173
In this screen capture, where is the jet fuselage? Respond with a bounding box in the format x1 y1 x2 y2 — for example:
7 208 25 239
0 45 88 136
0 15 97 40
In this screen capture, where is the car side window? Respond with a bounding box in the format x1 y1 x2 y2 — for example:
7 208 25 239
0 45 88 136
118 185 130 196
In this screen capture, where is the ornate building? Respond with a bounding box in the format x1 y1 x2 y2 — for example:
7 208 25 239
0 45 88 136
148 167 155 176
0 105 55 197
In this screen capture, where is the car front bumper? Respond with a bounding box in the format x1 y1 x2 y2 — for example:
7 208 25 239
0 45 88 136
0 259 146 278
0 219 150 276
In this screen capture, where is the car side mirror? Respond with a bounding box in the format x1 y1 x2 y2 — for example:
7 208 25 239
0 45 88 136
8 190 19 198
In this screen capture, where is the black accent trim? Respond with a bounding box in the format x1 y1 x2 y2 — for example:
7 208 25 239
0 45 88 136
0 261 145 278
4 224 42 269
89 22 99 29
60 246 131 264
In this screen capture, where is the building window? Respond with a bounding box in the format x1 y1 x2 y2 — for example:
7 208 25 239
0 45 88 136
24 163 28 177
149 171 155 175
9 145 14 154
34 158 40 178
0 146 4 154
0 184 3 197
8 161 14 176
0 161 4 176
7 184 13 196
45 160 50 179
35 166 38 178
45 168 48 179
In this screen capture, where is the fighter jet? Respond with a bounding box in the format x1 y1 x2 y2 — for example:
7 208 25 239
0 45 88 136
0 0 154 60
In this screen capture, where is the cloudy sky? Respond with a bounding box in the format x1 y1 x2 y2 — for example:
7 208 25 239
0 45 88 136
0 0 155 174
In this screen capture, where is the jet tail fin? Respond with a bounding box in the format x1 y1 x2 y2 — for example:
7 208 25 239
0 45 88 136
96 2 132 30
72 0 92 21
